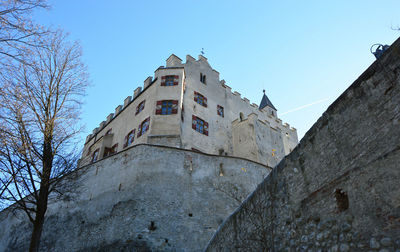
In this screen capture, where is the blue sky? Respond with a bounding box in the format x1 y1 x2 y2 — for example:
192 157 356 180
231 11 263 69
34 0 400 145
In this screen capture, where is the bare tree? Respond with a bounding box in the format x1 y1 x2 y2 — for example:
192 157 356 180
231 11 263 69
234 191 273 251
0 30 88 252
0 0 49 67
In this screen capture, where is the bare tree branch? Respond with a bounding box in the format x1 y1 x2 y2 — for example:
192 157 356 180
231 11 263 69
0 0 49 67
0 30 88 252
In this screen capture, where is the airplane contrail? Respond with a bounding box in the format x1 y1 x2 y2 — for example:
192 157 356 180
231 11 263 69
280 98 330 116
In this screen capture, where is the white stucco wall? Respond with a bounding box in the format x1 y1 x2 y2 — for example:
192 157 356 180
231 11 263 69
80 68 185 166
180 55 297 158
80 54 297 167
232 113 286 167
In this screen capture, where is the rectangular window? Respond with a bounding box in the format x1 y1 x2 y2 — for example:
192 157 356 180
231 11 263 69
138 117 150 137
136 100 145 115
124 129 136 148
156 100 178 115
91 149 99 163
217 105 224 117
192 115 208 136
161 75 179 86
104 143 118 157
194 91 207 107
200 73 206 84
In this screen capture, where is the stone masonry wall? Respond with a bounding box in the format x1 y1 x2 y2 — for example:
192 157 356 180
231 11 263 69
206 37 400 251
0 144 270 252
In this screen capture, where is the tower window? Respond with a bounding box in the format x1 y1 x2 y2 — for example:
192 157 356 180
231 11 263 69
161 75 179 86
124 129 136 148
138 117 150 137
217 105 224 117
200 73 206 84
192 115 208 136
194 91 207 107
156 100 178 115
136 100 145 115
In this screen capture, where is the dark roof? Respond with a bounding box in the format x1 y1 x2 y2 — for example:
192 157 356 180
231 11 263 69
259 90 277 110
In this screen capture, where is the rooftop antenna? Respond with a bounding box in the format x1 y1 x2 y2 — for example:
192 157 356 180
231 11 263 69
201 48 205 55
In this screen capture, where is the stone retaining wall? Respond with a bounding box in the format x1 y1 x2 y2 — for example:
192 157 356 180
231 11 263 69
206 37 400 251
0 145 270 251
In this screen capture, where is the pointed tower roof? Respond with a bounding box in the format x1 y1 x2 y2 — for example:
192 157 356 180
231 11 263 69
259 90 277 110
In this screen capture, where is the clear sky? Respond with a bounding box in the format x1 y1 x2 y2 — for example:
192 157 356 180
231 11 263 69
34 0 400 146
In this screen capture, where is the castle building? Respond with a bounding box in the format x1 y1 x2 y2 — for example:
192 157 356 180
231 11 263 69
79 54 298 167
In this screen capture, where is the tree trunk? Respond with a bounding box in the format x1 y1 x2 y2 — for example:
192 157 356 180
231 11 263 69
29 190 47 252
29 139 53 252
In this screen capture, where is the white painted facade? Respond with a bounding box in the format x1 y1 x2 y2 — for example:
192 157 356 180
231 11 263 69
79 54 298 167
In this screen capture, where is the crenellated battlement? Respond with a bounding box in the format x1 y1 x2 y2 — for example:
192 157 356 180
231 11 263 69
83 53 298 167
115 105 122 115
166 54 182 67
85 50 297 145
85 74 159 143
